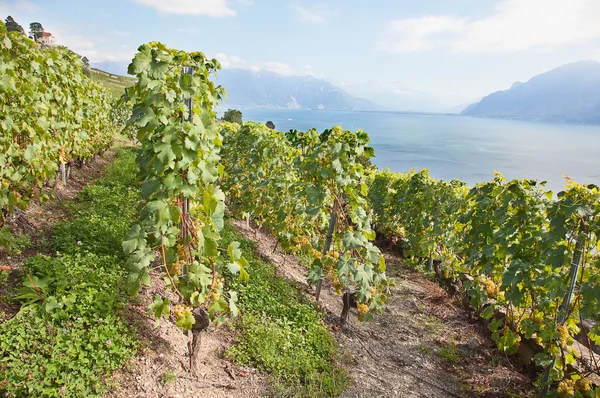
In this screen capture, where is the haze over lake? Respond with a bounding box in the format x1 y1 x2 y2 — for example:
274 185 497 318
237 109 600 193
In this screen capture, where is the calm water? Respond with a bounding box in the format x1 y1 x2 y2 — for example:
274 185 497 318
235 109 600 193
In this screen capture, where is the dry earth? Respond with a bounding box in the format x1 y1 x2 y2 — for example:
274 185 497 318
107 219 535 397
105 273 270 398
229 220 534 398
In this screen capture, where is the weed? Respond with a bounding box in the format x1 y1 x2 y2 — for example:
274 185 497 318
416 343 434 356
438 342 461 363
160 369 177 385
3 233 31 255
423 315 444 334
0 149 140 398
0 270 8 286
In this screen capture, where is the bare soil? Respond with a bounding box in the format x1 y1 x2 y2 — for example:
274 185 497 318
105 273 269 398
230 220 535 398
108 218 535 397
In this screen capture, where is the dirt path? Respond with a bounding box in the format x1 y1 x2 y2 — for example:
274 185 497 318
231 220 534 398
106 266 269 398
105 216 534 398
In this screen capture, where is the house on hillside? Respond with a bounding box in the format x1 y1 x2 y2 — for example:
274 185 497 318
37 31 55 47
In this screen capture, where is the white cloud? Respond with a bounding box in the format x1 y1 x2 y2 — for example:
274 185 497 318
383 16 465 52
0 0 39 15
215 53 317 76
132 0 236 17
380 0 600 54
0 0 40 24
264 61 294 75
47 25 135 63
292 4 334 24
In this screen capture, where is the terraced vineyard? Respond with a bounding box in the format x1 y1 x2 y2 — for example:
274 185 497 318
2 22 600 396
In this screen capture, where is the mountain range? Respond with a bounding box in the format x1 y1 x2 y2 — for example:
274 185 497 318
92 61 454 112
215 68 383 111
93 61 386 111
462 61 600 124
92 59 600 123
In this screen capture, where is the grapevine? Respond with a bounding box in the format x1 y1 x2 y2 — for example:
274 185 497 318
368 165 600 394
122 42 248 332
0 21 119 237
221 122 393 323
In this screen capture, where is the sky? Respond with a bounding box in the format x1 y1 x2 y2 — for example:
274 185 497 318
2 0 600 107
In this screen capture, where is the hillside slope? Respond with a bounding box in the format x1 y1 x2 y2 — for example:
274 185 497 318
462 61 600 123
90 68 135 97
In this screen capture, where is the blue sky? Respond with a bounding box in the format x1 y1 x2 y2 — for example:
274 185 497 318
3 0 600 106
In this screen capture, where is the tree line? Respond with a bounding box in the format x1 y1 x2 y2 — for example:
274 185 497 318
221 108 275 129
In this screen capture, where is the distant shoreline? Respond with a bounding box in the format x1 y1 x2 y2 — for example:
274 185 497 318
217 107 600 126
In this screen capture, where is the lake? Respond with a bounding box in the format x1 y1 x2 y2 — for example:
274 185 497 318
234 109 600 193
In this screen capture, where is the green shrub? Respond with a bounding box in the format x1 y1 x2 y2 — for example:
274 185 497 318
1 232 31 255
95 150 138 188
227 314 347 396
1 252 136 397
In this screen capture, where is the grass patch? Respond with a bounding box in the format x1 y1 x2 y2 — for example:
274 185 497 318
221 224 349 397
417 341 462 364
416 343 434 356
2 232 31 255
423 315 444 334
0 149 140 397
160 369 177 385
90 68 135 98
437 342 461 363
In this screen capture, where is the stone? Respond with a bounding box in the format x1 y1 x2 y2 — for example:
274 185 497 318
468 336 481 349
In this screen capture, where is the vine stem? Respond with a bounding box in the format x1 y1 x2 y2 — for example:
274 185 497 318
208 257 217 293
161 241 185 302
316 200 337 302
27 274 45 299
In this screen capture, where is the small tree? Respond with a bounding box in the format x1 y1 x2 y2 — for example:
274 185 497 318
222 109 242 124
29 22 44 41
5 16 25 34
81 56 91 77
266 121 275 130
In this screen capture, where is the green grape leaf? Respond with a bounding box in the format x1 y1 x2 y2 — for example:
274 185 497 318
149 295 171 319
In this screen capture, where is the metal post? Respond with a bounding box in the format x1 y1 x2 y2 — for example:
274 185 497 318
539 232 585 397
316 201 337 302
180 66 193 278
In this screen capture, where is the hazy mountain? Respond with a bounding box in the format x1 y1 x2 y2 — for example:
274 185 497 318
343 81 446 112
216 69 384 111
462 61 600 123
90 63 383 111
445 100 479 115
